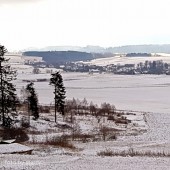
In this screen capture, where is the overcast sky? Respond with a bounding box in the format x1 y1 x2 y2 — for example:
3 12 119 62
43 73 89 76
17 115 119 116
1 0 170 51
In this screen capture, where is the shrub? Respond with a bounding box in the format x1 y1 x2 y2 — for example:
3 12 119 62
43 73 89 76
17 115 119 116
71 133 93 142
97 148 170 157
46 137 76 149
2 128 29 142
116 112 123 117
99 126 117 141
115 119 128 124
31 136 76 150
39 105 51 113
21 116 30 128
107 115 115 121
107 135 117 141
97 149 114 156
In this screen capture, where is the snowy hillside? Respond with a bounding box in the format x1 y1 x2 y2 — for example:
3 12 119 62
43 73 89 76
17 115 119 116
83 54 170 66
1 53 170 170
14 72 170 114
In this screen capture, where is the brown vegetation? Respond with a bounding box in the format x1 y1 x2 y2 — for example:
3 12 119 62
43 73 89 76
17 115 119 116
30 135 76 150
97 148 170 157
15 98 133 145
65 98 116 118
2 128 29 142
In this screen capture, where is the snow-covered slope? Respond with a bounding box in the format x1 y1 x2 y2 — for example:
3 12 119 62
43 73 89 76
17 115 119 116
14 72 170 114
0 143 32 154
84 54 170 66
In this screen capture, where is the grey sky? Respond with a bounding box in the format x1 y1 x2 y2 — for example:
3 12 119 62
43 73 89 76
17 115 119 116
0 0 43 4
1 0 170 51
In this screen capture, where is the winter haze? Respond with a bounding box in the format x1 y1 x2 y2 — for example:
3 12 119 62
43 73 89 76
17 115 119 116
1 0 170 51
1 0 170 170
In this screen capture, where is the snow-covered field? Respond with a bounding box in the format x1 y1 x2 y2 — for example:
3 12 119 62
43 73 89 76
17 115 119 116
1 110 170 169
84 54 170 66
1 70 170 170
15 72 170 114
1 154 170 170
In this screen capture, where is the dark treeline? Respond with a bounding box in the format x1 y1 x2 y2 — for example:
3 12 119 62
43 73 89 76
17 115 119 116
64 98 116 122
136 60 169 74
23 51 115 65
107 60 170 75
23 51 94 64
126 53 152 57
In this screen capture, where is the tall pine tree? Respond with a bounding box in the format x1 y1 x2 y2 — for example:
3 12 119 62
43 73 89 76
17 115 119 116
0 45 17 127
50 72 66 122
26 82 39 120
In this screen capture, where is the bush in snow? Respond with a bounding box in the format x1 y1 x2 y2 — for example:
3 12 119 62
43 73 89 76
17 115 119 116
2 127 29 142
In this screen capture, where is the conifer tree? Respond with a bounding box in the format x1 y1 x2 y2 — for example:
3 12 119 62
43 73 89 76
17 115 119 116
50 72 66 122
26 82 39 120
0 45 17 127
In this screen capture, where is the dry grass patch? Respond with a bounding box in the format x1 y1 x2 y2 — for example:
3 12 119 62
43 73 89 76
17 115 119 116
29 135 76 150
97 148 170 157
2 128 29 142
47 137 76 150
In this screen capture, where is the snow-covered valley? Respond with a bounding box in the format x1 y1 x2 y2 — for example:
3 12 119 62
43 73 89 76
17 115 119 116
15 72 170 114
1 70 170 170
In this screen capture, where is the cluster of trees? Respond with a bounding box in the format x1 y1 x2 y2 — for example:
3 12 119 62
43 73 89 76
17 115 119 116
0 45 17 127
136 60 169 74
65 98 115 123
23 51 114 66
107 60 170 75
63 62 103 73
23 51 94 64
0 45 66 128
126 53 151 57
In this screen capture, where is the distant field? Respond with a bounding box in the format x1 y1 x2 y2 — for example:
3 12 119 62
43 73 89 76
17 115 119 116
84 54 170 66
14 72 170 114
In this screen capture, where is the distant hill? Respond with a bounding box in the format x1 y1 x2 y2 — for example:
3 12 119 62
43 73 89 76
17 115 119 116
107 45 170 53
23 44 170 54
22 45 105 53
23 45 170 64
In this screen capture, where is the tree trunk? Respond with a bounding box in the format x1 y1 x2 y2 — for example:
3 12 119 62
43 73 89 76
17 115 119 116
0 62 5 125
54 86 57 122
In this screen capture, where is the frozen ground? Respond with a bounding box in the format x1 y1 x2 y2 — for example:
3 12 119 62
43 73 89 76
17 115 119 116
1 110 170 169
1 154 170 170
0 143 32 154
119 112 170 142
1 72 169 169
15 72 170 114
83 54 170 66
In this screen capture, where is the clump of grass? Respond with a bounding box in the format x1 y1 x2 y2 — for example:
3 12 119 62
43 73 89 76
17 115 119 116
99 126 117 141
27 130 43 135
97 149 114 156
45 136 76 149
39 105 51 113
97 148 170 157
30 135 76 150
72 133 93 142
